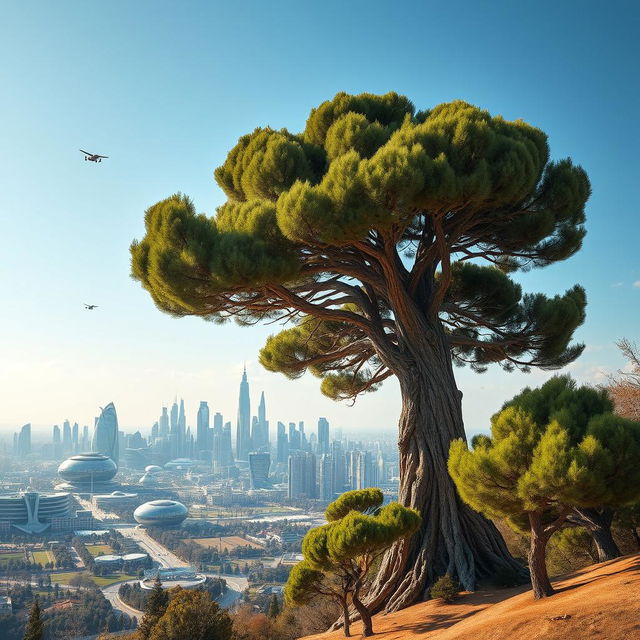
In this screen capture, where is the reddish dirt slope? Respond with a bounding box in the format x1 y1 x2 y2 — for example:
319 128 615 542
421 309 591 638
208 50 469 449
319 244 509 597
303 554 640 640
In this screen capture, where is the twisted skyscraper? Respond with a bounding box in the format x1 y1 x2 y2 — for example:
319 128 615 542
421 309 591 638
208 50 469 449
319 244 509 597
92 402 119 468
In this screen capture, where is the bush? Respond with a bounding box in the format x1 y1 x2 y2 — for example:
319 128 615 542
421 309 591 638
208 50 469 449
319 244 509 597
429 574 459 602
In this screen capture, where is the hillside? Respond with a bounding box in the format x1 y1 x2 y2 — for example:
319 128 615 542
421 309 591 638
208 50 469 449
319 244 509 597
303 554 640 640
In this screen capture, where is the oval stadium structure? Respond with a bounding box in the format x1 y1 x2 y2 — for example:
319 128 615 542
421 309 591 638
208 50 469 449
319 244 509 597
133 499 188 527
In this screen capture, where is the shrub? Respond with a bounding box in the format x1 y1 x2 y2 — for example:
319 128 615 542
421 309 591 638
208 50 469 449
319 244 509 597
429 574 459 602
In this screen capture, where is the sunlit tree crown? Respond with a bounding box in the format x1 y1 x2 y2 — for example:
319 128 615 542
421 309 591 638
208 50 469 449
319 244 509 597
132 92 590 399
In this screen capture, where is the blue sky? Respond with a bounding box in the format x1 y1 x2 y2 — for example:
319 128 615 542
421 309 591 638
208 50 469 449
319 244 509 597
1 1 638 438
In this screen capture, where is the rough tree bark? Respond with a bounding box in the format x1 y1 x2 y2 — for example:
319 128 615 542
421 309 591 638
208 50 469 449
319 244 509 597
340 597 351 638
365 322 526 613
528 512 554 599
572 507 621 562
352 589 373 637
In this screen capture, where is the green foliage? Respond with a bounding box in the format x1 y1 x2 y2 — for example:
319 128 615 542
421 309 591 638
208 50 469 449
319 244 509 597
138 576 169 640
267 593 281 619
499 375 612 443
551 527 597 562
147 588 232 640
449 379 640 526
325 488 384 521
301 501 421 572
286 490 421 634
449 376 640 597
22 599 43 640
284 561 325 606
132 92 590 403
429 574 459 602
493 376 640 508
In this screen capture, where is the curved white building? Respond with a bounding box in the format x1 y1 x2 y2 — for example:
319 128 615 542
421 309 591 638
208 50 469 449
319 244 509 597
133 499 188 527
92 403 119 467
0 491 70 534
57 453 119 491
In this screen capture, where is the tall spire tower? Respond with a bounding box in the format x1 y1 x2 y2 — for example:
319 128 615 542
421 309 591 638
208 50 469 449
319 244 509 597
236 365 251 461
258 391 269 451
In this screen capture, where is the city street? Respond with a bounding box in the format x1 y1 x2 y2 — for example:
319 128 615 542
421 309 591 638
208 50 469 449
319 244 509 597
102 580 144 618
118 525 188 568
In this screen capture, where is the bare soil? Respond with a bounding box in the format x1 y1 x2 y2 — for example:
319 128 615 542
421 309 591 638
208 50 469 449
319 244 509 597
303 553 640 640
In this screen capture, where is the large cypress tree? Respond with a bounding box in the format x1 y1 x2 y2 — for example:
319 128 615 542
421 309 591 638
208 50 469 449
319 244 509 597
131 93 589 610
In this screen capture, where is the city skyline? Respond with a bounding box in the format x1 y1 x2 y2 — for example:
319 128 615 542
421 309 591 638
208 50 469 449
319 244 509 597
0 362 406 441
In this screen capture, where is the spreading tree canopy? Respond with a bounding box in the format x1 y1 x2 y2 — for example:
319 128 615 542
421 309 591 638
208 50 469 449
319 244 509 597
449 377 640 598
500 375 640 560
131 93 589 609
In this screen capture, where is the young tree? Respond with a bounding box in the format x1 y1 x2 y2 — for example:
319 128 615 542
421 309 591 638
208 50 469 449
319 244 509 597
285 489 421 635
449 386 640 598
23 598 44 640
131 93 589 609
285 561 354 637
137 575 168 640
148 588 233 640
500 375 640 560
267 593 280 619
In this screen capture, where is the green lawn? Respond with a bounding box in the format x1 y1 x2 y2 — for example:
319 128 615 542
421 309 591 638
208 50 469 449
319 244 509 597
91 573 139 587
86 544 113 557
50 570 138 587
32 551 51 565
0 552 25 566
49 571 87 585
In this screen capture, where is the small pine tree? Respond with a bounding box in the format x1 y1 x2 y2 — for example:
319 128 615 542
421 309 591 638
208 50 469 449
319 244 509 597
285 489 421 637
267 593 280 618
23 598 44 640
429 575 459 603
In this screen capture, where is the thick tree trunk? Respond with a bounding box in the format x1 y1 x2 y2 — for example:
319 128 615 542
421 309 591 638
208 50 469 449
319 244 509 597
573 507 621 562
631 528 640 549
528 513 554 599
365 327 525 613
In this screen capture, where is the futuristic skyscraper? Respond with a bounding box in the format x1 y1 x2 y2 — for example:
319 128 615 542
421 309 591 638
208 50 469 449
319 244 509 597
236 366 251 461
248 452 271 489
92 402 119 467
